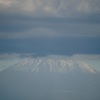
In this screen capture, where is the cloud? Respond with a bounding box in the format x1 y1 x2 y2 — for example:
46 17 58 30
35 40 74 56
0 53 100 61
0 20 100 39
0 53 20 59
0 0 100 38
0 0 100 17
0 27 57 39
0 0 35 12
71 54 100 60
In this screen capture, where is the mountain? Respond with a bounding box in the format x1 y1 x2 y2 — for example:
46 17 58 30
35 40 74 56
0 55 100 100
10 55 96 73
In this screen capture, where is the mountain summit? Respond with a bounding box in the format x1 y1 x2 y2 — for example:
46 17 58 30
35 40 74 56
12 56 96 73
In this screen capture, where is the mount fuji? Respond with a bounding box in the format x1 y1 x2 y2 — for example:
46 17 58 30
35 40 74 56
0 55 100 100
10 55 96 73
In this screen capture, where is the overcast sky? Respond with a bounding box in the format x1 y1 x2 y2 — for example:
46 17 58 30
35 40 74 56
0 0 100 38
0 0 100 55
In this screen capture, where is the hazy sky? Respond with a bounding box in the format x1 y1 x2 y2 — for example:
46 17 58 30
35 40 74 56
0 0 100 55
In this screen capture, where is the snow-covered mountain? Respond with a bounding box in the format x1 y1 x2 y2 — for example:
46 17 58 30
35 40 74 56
0 55 99 100
11 56 96 74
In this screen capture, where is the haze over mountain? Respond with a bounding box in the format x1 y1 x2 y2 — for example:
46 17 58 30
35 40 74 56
0 55 100 100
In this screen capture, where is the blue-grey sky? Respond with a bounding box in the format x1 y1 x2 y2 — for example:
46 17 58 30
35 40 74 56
0 0 100 55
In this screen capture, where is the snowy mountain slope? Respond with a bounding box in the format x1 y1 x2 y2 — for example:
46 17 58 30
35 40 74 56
10 56 96 73
0 55 99 100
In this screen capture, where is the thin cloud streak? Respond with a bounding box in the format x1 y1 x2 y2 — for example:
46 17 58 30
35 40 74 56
0 53 100 60
0 22 100 39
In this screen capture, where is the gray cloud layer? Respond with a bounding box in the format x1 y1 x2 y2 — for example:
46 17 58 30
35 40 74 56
0 53 100 60
0 18 100 38
0 0 100 38
0 0 100 17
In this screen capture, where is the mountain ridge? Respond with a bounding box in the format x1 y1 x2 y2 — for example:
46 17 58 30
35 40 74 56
8 56 96 74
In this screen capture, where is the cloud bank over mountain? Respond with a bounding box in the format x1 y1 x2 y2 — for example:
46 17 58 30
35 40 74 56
0 53 100 60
